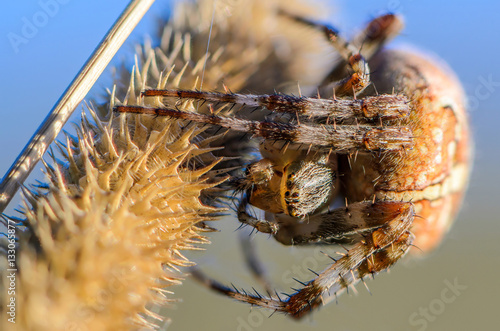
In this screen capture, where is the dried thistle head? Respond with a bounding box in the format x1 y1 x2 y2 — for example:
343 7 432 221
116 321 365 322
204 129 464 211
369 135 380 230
1 0 329 329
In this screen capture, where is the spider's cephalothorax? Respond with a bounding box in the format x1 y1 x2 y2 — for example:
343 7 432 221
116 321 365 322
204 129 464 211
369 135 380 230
116 11 472 319
241 144 338 219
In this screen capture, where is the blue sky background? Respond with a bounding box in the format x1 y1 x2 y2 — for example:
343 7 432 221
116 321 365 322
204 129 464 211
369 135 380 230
0 1 498 330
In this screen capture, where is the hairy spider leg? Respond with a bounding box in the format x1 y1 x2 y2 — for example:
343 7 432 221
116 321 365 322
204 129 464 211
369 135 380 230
237 192 279 235
323 13 405 88
115 105 413 152
279 11 372 96
352 14 405 59
191 201 415 318
238 231 274 295
142 89 410 121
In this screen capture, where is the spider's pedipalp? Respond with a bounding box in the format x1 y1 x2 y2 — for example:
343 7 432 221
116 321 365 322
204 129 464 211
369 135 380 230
115 105 413 152
143 89 410 121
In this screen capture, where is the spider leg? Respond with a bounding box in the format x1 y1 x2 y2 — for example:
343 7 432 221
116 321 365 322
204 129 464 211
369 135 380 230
271 200 406 245
353 14 404 60
239 231 274 295
143 89 410 121
323 14 404 86
280 11 371 96
189 201 415 319
115 105 413 152
236 191 279 235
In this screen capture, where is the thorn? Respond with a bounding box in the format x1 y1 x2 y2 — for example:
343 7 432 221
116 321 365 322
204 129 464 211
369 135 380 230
295 111 301 125
350 283 359 295
350 269 356 280
339 274 349 294
269 310 278 318
252 287 262 298
280 141 290 154
320 251 337 262
361 277 372 295
327 148 333 160
308 268 320 276
410 244 424 253
292 278 308 286
307 143 313 154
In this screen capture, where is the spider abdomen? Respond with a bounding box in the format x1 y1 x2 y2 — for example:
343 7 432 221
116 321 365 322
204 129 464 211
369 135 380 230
345 49 472 252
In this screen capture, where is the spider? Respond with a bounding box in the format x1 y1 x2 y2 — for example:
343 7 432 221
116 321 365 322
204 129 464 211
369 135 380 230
115 11 472 319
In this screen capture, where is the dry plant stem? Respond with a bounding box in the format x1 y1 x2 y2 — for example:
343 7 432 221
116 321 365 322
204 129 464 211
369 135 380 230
0 0 155 213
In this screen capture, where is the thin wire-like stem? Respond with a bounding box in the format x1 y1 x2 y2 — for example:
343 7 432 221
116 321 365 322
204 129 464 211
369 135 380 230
0 0 155 214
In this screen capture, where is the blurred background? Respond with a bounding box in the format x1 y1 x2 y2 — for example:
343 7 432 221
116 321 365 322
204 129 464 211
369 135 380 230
0 1 498 330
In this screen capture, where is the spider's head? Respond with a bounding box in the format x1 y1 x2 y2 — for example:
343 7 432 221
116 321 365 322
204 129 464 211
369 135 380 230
280 159 336 218
246 149 337 219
